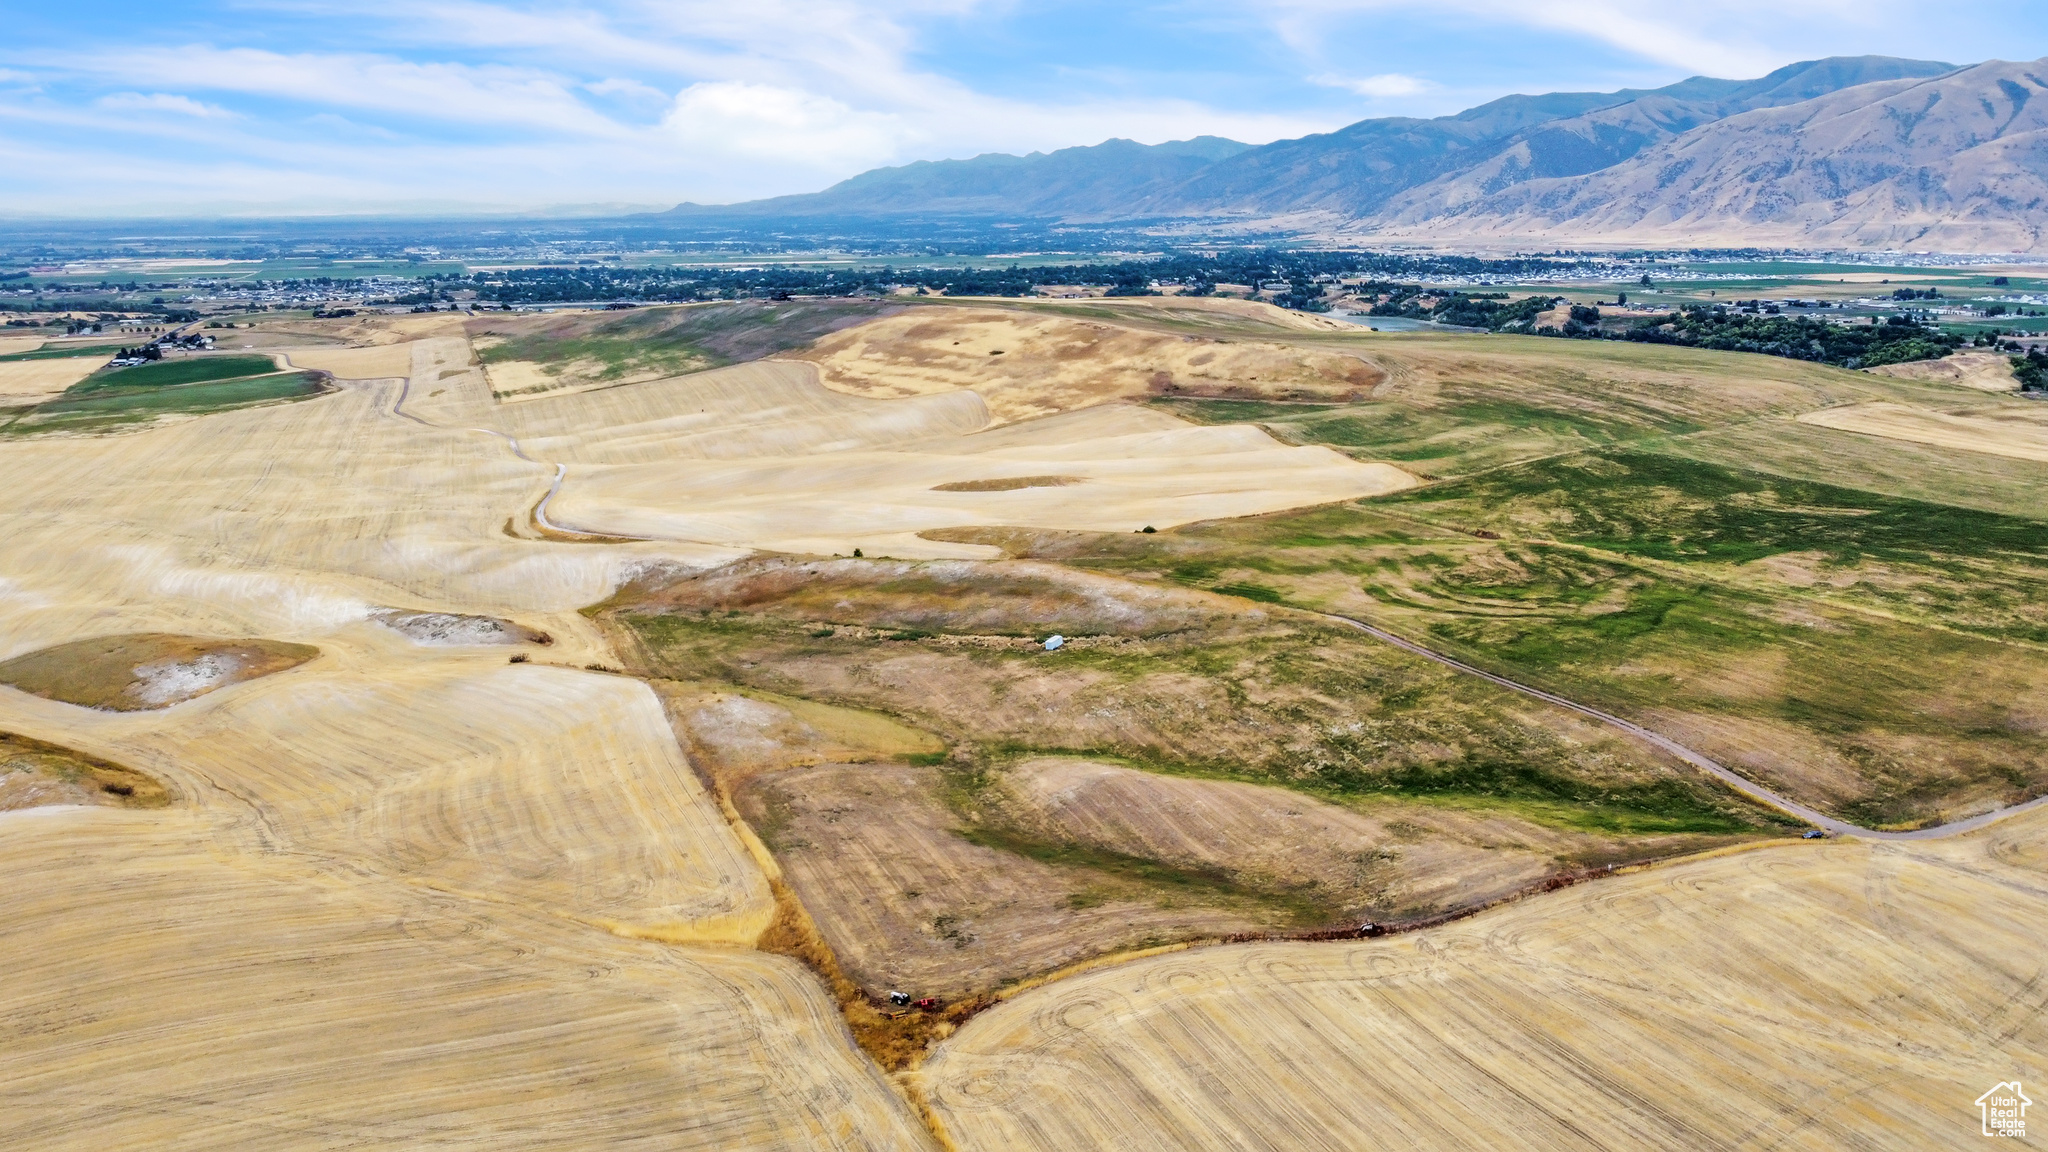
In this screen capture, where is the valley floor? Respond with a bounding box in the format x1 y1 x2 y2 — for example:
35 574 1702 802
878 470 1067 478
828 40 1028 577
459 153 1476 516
1 298 2041 1149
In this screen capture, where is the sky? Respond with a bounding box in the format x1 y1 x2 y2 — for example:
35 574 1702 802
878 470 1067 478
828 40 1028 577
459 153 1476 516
2 0 2045 217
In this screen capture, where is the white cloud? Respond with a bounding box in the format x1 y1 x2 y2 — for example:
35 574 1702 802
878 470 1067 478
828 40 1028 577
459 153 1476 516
660 81 914 169
1312 72 1429 98
96 92 236 118
32 0 1989 215
1267 0 1910 80
41 46 620 135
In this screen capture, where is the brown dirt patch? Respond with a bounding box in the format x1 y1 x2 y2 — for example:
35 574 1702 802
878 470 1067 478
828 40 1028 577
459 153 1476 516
0 633 319 710
370 609 552 647
931 475 1082 493
0 731 172 810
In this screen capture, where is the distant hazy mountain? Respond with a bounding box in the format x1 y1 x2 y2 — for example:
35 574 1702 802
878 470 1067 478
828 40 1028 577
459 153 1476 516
1126 56 1957 219
664 136 1251 218
661 55 2048 252
1365 58 2048 252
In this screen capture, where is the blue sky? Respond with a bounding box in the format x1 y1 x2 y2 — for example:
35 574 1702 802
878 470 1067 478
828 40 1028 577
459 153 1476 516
2 0 2044 215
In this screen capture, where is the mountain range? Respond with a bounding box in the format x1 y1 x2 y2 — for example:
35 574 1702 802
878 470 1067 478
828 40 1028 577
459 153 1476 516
666 56 2048 253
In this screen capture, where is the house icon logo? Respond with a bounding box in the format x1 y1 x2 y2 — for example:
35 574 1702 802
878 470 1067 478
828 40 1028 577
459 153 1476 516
1978 1081 2031 1137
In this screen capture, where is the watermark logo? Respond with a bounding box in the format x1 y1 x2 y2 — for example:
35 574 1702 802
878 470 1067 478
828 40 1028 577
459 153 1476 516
1978 1081 2032 1138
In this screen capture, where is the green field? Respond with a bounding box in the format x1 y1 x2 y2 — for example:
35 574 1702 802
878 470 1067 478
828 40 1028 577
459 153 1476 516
76 354 281 391
5 359 326 435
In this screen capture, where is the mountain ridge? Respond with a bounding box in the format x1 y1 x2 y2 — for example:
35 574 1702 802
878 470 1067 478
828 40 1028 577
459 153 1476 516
657 55 2048 252
1360 58 2048 252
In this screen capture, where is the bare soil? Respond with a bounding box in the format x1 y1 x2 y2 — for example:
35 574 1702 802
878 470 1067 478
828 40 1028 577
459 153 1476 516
0 633 319 710
371 608 552 647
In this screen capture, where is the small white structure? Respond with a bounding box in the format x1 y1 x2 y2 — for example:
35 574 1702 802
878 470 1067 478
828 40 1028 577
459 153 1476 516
1042 635 1065 651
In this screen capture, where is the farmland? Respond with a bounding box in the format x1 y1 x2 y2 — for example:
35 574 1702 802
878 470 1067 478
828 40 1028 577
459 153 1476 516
0 294 2041 1147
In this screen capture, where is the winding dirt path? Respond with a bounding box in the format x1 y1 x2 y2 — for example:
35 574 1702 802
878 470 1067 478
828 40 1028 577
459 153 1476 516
365 356 648 539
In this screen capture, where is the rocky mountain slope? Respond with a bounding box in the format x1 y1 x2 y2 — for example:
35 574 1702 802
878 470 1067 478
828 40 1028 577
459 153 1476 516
1128 56 1955 219
1367 58 2048 251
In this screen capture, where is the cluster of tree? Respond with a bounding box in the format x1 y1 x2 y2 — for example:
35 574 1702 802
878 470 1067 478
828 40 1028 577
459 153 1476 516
1369 287 1554 329
2012 349 2048 392
455 249 1585 308
0 299 197 320
1617 307 1961 367
1891 287 1941 300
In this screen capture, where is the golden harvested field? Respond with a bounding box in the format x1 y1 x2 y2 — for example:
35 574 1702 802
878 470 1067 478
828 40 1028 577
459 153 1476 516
451 354 1411 554
920 809 2048 1150
1797 400 2048 462
3 293 2043 1147
0 356 103 401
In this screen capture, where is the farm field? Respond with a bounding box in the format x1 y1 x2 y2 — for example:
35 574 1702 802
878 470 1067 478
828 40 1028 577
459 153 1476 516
919 806 2048 1151
0 295 2041 1147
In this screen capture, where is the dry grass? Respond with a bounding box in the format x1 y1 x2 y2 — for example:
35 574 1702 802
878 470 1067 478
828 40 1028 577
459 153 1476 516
0 633 318 710
921 808 2048 1150
1797 400 2048 462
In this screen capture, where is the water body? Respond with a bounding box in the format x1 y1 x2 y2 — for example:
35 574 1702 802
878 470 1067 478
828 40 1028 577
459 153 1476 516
1328 313 1484 333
